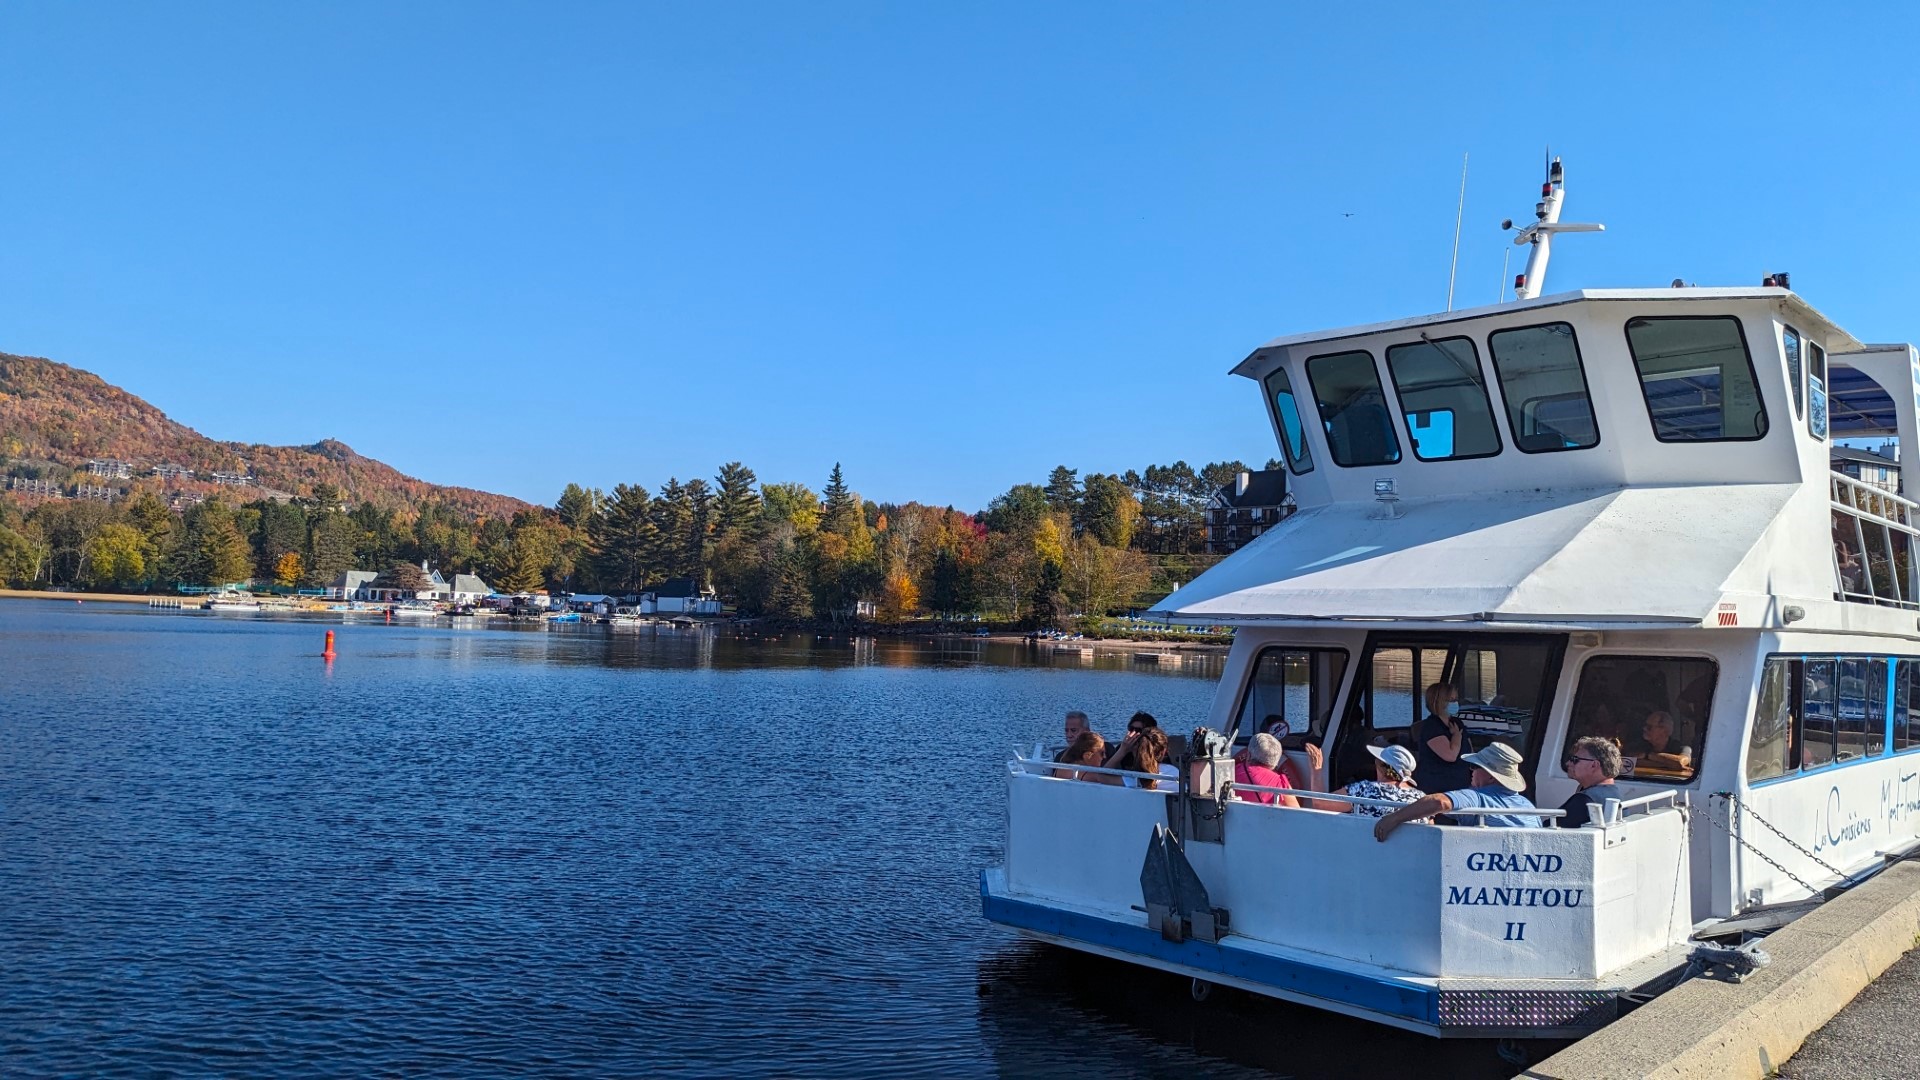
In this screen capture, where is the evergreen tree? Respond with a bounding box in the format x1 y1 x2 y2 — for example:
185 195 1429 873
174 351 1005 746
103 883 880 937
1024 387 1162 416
555 483 601 531
178 501 254 586
821 463 857 534
1028 559 1070 631
713 462 761 535
767 543 813 619
592 483 658 593
1044 466 1080 514
305 512 362 586
253 500 310 579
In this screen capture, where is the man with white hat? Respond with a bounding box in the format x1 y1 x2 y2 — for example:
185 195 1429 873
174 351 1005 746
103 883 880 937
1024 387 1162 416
1371 742 1543 841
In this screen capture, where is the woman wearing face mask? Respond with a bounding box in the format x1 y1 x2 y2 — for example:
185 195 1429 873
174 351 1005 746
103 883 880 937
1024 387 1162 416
1413 682 1476 795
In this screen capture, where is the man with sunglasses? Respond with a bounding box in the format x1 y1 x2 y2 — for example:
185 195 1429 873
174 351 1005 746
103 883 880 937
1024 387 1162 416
1559 736 1623 828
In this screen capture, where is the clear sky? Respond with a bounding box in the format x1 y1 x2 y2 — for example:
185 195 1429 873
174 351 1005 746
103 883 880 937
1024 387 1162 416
4 3 1917 511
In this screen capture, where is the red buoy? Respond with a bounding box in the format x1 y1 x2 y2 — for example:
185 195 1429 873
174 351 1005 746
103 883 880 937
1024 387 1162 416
323 629 337 659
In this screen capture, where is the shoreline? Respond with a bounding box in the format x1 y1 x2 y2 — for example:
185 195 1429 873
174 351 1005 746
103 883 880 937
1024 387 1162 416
0 591 1234 652
0 588 165 605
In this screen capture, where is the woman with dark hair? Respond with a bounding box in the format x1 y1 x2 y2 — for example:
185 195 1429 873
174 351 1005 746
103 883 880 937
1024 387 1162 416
1413 682 1475 795
1105 725 1178 790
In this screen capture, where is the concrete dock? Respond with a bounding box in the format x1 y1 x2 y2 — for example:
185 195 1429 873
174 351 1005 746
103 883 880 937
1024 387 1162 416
1521 860 1920 1080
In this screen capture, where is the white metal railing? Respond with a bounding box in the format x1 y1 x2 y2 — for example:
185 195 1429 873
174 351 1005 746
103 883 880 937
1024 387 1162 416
1229 781 1565 819
1831 470 1920 608
1010 758 1177 789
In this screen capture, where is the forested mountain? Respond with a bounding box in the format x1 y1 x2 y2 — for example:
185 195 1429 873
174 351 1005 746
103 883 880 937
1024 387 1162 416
0 352 528 519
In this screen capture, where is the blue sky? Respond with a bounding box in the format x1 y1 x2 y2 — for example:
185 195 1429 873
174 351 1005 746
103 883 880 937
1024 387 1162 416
4 3 1917 510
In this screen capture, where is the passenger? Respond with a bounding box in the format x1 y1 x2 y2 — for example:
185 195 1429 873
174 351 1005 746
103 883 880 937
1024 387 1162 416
1327 744 1424 818
1128 710 1160 733
1413 682 1475 795
1232 732 1299 808
1106 726 1178 790
1371 743 1544 840
1250 715 1324 790
1632 710 1694 775
1053 730 1107 780
1063 710 1090 747
1559 736 1622 828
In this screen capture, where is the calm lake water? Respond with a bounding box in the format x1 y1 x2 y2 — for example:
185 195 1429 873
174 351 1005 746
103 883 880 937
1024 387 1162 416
0 602 1517 1078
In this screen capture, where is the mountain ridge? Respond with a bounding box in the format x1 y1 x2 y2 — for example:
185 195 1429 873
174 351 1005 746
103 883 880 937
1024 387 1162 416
0 351 531 520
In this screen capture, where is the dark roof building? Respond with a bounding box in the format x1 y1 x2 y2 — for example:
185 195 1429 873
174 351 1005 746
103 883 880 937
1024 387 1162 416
1206 470 1293 555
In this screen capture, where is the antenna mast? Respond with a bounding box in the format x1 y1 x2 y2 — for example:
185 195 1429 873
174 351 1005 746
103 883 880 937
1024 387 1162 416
1502 156 1605 301
1446 152 1467 311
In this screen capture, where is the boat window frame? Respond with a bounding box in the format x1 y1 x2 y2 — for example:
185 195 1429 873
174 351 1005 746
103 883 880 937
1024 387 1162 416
1486 321 1603 455
1383 335 1505 462
1227 644 1353 744
1749 654 1920 789
1782 324 1805 422
1262 363 1316 475
1303 348 1404 468
1623 314 1770 443
1560 652 1719 787
1808 340 1830 441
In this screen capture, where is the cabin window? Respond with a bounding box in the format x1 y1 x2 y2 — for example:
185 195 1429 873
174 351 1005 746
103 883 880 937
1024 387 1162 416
1782 325 1805 421
1384 337 1503 461
1564 655 1715 784
1361 645 1451 730
1305 350 1402 467
1808 341 1829 440
1625 315 1769 442
1263 366 1316 474
1803 659 1838 769
1899 660 1920 753
1487 323 1600 453
1835 657 1880 762
1746 658 1795 782
1233 647 1350 742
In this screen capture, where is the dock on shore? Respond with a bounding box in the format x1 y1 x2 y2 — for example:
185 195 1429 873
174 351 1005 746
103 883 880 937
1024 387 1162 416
0 587 164 606
1522 860 1920 1079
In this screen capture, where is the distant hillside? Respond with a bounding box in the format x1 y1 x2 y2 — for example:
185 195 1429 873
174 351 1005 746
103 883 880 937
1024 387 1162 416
0 351 531 520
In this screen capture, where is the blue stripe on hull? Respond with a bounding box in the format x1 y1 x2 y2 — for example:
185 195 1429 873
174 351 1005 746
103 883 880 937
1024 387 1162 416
980 870 1434 1026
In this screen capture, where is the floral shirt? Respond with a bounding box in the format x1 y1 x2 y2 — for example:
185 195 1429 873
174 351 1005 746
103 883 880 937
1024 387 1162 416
1343 780 1424 819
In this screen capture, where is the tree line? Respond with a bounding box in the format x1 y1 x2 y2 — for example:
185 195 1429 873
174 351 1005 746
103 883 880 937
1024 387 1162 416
0 457 1278 625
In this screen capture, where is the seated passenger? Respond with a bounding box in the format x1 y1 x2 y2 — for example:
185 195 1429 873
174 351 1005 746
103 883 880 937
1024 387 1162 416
1371 743 1544 840
1053 730 1107 780
1232 733 1299 808
1106 726 1178 790
1328 744 1424 818
1631 710 1693 776
1246 715 1324 791
1559 736 1622 827
1128 710 1160 734
1062 709 1090 749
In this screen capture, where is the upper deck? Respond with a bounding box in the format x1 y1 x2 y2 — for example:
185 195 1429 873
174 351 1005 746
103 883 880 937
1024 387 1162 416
1156 286 1920 635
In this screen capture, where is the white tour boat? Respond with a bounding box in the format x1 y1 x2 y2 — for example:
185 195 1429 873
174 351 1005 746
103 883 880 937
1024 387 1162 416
982 159 1920 1038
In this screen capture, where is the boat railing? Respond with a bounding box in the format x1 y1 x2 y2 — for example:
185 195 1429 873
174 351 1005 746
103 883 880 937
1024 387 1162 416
1230 781 1568 819
1008 758 1178 788
1604 789 1683 824
1831 470 1920 608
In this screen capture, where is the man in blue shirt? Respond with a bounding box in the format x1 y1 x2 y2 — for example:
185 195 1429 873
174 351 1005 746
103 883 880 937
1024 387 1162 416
1371 742 1544 840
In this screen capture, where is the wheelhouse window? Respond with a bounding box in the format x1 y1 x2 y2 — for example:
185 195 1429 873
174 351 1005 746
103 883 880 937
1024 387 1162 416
1808 341 1829 440
1783 325 1804 421
1747 658 1794 782
1305 350 1401 467
1234 647 1349 743
1487 322 1600 453
1263 366 1315 474
1563 655 1716 783
1384 337 1502 461
1625 316 1768 441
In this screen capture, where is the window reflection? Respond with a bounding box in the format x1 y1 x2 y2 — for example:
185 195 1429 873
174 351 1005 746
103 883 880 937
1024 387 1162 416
1385 337 1502 461
1565 655 1715 783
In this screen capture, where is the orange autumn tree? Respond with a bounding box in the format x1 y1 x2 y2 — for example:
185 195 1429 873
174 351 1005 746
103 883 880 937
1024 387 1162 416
879 571 920 622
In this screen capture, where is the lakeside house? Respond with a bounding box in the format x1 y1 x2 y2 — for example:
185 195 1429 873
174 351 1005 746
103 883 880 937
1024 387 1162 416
323 564 493 604
1831 443 1899 493
649 578 722 615
1205 469 1292 555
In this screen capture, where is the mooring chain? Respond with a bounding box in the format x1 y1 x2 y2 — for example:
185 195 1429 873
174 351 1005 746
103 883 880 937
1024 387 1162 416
1705 791 1843 897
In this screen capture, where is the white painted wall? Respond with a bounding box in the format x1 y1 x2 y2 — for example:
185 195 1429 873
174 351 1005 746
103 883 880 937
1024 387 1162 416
1003 770 1690 981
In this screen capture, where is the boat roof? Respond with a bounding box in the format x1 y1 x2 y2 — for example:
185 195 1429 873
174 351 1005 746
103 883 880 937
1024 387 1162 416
1150 481 1808 625
1229 287 1868 377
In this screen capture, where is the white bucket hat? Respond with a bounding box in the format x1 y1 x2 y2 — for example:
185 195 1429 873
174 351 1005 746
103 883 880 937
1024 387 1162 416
1366 743 1417 778
1461 742 1528 792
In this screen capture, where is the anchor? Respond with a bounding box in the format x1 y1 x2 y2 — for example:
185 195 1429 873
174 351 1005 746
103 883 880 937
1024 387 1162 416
1139 823 1229 944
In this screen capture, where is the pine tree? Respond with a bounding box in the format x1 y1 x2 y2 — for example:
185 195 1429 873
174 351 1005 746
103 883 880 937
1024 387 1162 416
821 463 857 534
1044 466 1080 514
713 462 761 535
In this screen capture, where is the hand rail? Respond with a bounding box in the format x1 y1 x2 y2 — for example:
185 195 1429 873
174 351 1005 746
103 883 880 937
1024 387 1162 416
1009 758 1176 786
1201 779 1567 819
